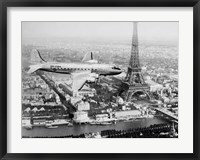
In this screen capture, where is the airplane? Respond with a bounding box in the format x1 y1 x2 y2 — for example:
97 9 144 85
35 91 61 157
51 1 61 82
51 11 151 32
27 49 123 92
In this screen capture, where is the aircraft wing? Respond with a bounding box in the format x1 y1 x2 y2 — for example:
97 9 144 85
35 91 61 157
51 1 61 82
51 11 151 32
71 71 98 91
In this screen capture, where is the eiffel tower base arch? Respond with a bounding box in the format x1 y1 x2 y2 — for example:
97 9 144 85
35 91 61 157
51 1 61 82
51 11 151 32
119 82 151 102
125 89 151 102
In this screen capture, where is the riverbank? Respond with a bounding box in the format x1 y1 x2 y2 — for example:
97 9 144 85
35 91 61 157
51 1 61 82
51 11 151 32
23 123 177 138
22 117 172 138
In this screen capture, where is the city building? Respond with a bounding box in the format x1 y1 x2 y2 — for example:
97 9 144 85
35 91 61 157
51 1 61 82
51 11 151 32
95 114 109 121
114 110 141 118
76 101 90 111
73 111 90 123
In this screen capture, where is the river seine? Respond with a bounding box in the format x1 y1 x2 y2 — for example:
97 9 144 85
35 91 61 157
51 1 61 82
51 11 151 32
22 117 170 137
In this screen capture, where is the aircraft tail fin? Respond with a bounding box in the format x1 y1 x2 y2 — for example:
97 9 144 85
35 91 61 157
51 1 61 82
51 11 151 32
30 49 47 64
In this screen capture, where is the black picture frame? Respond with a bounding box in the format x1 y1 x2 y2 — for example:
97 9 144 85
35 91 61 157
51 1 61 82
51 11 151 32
0 0 199 159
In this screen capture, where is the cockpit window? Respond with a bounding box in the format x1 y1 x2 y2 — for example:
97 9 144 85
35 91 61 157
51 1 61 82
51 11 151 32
112 66 121 70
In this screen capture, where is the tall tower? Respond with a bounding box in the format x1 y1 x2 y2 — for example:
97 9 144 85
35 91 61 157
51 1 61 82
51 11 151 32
120 22 150 102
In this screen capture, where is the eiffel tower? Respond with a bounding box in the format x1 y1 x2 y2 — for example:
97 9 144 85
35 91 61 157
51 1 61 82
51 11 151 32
120 22 150 102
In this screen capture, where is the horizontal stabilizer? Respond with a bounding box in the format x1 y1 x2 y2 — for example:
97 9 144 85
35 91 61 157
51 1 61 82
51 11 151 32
27 65 42 74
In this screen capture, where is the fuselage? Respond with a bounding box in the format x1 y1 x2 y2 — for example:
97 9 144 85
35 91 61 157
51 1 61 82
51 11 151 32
31 62 122 76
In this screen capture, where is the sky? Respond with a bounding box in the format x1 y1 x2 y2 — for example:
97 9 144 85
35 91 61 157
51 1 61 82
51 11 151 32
22 22 178 44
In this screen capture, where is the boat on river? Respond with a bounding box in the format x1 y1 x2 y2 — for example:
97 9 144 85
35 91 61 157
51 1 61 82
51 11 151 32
46 125 58 129
68 123 73 127
89 121 112 125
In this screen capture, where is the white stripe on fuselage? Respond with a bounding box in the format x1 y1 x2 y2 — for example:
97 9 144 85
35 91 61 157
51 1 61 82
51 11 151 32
41 62 112 74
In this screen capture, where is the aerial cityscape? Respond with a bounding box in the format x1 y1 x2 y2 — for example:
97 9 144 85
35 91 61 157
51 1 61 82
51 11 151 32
22 22 178 138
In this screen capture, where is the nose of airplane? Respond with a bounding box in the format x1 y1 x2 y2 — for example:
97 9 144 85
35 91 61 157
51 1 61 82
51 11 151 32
118 68 123 73
112 66 121 70
112 66 123 74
